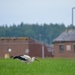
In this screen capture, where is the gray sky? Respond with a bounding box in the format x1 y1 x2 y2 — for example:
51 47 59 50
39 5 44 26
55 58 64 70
0 0 75 26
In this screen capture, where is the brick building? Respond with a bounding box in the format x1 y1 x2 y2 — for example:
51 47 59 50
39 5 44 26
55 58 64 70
53 30 75 58
0 37 53 58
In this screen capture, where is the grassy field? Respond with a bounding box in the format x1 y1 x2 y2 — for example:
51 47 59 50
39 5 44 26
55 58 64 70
0 58 75 75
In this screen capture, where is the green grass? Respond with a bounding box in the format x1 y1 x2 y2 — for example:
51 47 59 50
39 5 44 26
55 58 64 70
0 58 75 75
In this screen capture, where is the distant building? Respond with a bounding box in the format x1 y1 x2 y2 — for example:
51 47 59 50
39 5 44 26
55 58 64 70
0 37 53 58
53 30 75 58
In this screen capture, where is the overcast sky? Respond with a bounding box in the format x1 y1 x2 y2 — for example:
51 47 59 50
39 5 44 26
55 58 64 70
0 0 75 26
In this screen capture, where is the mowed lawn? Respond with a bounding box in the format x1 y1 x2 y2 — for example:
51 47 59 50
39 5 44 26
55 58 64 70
0 58 75 75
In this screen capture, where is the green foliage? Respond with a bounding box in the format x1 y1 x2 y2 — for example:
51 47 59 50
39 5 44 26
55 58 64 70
0 23 75 44
0 58 75 75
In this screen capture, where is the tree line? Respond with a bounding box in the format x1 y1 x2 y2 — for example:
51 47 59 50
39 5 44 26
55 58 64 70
0 22 75 44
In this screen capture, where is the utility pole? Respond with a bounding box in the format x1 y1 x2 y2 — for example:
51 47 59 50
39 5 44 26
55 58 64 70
42 45 44 58
72 7 75 25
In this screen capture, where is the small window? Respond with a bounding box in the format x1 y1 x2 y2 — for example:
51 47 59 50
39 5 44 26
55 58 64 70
8 48 12 52
66 45 71 51
59 45 64 52
25 49 29 53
